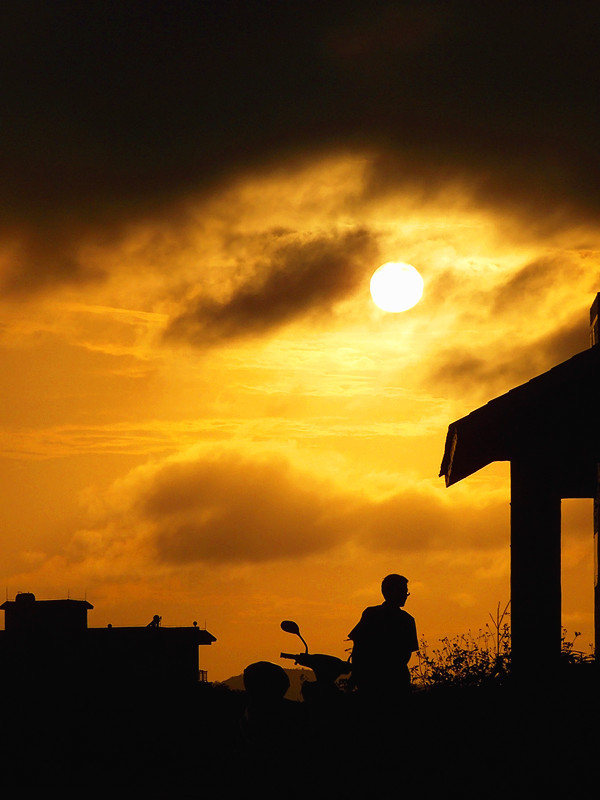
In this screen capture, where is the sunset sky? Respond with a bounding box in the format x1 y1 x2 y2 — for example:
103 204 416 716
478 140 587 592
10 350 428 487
2 2 600 681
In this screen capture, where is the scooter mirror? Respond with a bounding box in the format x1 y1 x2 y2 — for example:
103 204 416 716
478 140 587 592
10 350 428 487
280 619 309 653
280 620 300 636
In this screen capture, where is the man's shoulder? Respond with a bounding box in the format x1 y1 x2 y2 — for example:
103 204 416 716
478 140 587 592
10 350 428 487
348 605 382 639
363 604 414 620
361 605 381 616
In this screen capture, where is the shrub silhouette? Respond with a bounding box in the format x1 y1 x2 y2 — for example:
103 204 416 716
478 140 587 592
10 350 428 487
411 601 595 690
559 628 595 665
411 601 511 690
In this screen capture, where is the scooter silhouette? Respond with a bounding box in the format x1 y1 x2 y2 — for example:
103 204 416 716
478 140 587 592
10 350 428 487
279 620 351 702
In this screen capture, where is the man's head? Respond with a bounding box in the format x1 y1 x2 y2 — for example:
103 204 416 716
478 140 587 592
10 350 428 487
381 573 409 606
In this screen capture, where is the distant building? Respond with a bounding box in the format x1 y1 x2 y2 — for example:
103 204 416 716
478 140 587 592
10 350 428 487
0 592 216 689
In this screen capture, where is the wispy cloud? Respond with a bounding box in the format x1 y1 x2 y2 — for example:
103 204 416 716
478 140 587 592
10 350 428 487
165 229 379 347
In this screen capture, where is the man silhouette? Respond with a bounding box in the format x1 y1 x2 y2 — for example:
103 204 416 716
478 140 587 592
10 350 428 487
348 574 418 703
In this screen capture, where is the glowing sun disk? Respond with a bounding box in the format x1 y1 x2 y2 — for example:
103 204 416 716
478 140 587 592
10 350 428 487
370 262 424 312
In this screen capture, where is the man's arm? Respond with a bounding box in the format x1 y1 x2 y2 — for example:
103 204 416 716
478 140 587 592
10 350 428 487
348 606 374 642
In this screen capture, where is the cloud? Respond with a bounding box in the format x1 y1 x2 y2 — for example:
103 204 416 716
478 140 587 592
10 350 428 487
140 452 351 564
0 223 109 296
164 229 378 346
4 3 600 294
490 255 591 316
71 451 352 567
352 489 508 554
424 312 591 405
419 250 596 402
66 448 508 570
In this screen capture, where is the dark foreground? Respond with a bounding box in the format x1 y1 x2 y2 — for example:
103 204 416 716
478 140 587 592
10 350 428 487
1 665 597 797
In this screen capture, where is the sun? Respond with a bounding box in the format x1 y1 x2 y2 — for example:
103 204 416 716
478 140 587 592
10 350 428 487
370 262 424 312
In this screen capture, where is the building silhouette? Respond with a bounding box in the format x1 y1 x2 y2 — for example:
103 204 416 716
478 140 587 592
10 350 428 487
0 592 216 690
440 293 600 680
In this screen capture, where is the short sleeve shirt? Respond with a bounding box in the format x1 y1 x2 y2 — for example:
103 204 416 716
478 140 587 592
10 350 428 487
348 601 418 683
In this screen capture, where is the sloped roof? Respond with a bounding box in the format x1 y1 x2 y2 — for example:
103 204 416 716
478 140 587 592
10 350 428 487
440 344 600 496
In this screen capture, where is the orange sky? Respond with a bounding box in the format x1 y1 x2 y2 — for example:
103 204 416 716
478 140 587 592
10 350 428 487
1 3 599 680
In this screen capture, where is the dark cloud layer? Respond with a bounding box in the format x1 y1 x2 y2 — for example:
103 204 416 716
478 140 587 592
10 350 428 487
4 1 600 292
87 450 507 566
165 228 378 345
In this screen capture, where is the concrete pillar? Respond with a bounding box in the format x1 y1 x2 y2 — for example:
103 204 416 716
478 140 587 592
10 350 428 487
510 458 562 682
594 465 600 661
